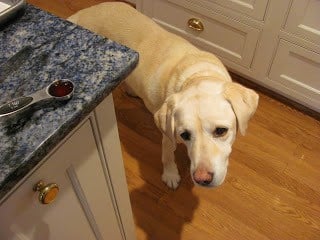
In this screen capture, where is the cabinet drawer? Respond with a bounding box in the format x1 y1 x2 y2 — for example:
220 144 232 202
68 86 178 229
284 0 320 45
143 0 260 68
199 0 269 21
269 40 320 111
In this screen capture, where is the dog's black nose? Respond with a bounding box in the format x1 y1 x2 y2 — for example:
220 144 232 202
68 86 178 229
193 168 214 186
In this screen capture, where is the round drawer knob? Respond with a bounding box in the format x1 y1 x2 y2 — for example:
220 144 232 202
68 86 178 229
187 18 204 31
33 180 59 204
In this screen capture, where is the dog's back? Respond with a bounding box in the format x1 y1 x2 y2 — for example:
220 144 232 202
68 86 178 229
68 2 228 112
69 3 162 49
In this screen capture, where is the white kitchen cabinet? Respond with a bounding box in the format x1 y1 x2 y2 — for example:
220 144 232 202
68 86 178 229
0 94 136 240
210 0 269 20
133 0 320 112
284 0 320 45
268 40 320 109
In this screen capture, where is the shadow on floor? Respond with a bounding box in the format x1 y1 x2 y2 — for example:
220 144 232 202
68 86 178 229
114 86 199 240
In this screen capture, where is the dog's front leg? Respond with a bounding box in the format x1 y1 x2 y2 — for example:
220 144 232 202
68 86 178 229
161 134 181 189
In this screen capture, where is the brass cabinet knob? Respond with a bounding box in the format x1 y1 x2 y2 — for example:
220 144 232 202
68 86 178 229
187 18 204 31
33 180 59 204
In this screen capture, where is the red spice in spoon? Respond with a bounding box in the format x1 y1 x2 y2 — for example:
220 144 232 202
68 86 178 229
48 80 74 97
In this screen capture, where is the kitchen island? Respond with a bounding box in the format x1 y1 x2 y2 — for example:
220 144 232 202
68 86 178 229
0 4 138 240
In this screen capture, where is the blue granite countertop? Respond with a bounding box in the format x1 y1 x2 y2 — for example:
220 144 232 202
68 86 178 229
0 4 138 201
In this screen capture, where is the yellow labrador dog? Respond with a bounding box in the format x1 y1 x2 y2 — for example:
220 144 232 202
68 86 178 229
69 2 259 189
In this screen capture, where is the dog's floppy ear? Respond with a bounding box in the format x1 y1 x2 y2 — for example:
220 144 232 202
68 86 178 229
154 95 178 147
224 82 259 135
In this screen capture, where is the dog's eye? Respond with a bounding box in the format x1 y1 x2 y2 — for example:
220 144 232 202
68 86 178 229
180 131 191 141
213 127 228 137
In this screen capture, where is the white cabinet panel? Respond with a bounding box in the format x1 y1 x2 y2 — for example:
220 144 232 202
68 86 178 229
144 0 260 67
0 119 123 240
285 0 320 44
94 95 136 240
69 121 124 240
209 0 269 20
269 40 320 111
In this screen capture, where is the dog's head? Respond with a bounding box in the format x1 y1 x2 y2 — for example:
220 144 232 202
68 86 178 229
154 80 259 187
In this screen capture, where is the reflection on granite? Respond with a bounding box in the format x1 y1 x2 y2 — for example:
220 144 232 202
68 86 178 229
0 4 138 201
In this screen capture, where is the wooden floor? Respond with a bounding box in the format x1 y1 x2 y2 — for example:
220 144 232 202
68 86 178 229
27 1 320 239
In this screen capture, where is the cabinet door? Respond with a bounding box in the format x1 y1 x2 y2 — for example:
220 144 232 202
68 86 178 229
0 119 123 240
210 0 269 20
268 40 320 111
285 0 320 44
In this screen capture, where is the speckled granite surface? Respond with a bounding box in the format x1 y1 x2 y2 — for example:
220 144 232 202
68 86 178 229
0 4 138 201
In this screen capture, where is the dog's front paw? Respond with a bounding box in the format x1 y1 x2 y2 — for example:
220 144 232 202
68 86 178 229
162 171 181 189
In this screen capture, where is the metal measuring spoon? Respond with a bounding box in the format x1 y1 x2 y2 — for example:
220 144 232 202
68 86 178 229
0 79 74 122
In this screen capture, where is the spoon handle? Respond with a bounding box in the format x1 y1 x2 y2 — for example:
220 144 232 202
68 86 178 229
0 96 34 116
0 89 51 119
